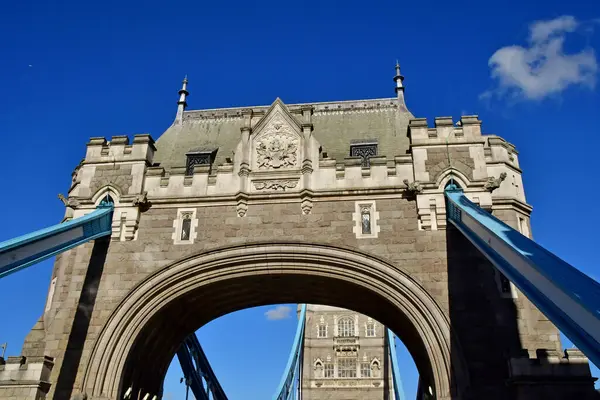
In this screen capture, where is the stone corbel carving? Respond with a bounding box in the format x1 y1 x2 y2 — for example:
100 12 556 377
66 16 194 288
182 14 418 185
133 191 151 212
484 172 507 192
236 193 249 217
403 179 423 195
301 191 314 215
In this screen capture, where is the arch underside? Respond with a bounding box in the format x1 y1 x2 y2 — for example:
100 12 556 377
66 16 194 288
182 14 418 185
82 242 469 400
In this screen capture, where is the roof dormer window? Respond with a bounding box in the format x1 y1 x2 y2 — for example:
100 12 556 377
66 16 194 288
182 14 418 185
185 148 217 176
350 140 378 167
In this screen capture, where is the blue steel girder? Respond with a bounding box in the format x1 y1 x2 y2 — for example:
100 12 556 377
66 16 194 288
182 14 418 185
0 204 113 279
386 329 406 400
177 334 228 400
272 304 307 400
445 186 600 368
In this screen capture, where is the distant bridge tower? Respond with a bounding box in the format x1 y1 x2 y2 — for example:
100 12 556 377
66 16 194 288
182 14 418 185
300 305 396 399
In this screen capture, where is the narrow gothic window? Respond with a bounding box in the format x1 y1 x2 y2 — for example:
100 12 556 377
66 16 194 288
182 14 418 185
366 321 376 337
338 317 355 337
361 362 371 377
181 214 192 241
350 142 378 167
337 358 357 378
318 324 327 338
324 363 334 378
360 205 372 235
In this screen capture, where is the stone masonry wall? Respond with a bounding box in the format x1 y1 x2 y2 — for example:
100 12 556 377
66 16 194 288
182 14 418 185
36 195 567 399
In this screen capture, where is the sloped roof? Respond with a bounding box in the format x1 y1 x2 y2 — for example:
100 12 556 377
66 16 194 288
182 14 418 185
154 97 414 170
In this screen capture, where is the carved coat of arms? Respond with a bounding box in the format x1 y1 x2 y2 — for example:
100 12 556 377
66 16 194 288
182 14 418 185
256 132 298 170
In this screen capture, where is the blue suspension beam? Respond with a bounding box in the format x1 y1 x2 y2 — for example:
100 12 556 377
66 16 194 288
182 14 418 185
177 334 228 400
386 329 406 400
272 304 307 400
445 186 600 368
0 203 113 279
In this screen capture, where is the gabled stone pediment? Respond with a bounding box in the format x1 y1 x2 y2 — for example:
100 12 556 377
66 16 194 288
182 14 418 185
251 98 303 172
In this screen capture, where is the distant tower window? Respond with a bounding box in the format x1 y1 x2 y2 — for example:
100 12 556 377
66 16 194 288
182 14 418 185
180 213 192 241
361 362 371 377
338 317 355 337
324 363 334 378
350 141 378 167
337 358 357 378
366 319 376 337
318 324 327 338
360 205 372 235
185 148 217 176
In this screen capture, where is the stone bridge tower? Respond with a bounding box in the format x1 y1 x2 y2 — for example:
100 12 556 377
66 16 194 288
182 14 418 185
0 65 597 400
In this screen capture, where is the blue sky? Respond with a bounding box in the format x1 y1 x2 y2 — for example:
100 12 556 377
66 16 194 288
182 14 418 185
1 0 599 399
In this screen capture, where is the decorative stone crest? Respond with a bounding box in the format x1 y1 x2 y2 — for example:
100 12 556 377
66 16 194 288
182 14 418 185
484 172 507 192
255 113 299 170
253 179 298 191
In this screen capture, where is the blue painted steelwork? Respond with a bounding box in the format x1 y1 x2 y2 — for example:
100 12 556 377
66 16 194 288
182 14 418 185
0 203 113 279
386 329 406 400
177 334 228 400
272 304 307 400
445 185 600 368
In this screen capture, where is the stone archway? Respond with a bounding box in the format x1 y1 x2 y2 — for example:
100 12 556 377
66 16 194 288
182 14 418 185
82 242 469 400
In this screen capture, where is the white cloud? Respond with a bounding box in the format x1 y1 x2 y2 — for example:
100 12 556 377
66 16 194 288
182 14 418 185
265 305 292 321
483 16 598 100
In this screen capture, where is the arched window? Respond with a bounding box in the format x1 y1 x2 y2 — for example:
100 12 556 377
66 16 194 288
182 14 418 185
338 317 355 337
445 180 462 190
99 194 115 207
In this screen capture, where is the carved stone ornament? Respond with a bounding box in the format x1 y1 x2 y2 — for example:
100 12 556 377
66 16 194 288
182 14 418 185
484 172 507 192
255 114 299 170
253 179 298 191
133 191 151 211
58 193 80 208
403 179 423 194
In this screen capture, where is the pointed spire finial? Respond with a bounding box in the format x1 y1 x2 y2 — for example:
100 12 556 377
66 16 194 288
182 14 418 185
393 61 407 110
175 75 189 125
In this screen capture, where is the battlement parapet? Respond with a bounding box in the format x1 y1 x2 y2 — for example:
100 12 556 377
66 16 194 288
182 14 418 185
85 134 156 165
485 135 520 168
509 349 593 379
0 355 53 382
409 115 483 145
